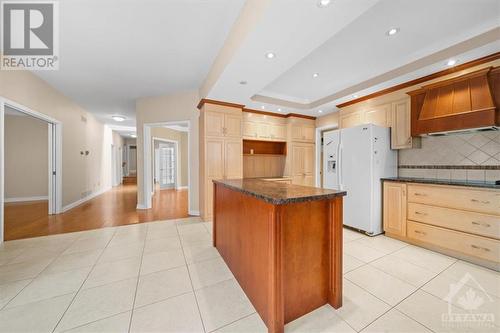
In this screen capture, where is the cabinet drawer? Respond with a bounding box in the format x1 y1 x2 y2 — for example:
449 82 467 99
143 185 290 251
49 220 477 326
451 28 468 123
407 221 500 263
408 203 500 239
407 184 500 216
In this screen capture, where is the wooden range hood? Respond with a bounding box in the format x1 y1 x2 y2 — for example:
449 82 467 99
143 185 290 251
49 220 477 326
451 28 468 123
408 67 500 135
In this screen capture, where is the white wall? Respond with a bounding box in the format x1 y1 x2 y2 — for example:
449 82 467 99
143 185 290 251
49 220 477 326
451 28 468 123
0 70 115 207
136 90 199 213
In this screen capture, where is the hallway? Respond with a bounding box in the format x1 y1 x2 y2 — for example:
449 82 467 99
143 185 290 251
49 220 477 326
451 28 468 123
4 185 189 241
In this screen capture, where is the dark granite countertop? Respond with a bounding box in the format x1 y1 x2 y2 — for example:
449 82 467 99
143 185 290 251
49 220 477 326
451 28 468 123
382 177 500 189
213 179 346 205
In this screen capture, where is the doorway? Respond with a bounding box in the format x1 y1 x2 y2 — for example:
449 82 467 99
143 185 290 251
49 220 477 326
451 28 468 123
158 141 177 190
0 98 62 242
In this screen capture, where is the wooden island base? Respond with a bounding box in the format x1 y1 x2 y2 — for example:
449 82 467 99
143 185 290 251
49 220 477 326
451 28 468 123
213 179 346 333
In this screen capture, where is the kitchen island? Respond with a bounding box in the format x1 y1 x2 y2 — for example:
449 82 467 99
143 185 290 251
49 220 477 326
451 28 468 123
212 179 347 333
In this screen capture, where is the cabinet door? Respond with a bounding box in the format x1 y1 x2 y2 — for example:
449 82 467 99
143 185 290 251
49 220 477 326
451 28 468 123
224 114 242 138
256 123 270 139
291 125 303 141
391 99 412 149
224 139 242 179
304 144 314 175
340 112 363 129
302 126 315 142
205 112 225 137
365 104 391 127
205 138 225 218
243 121 258 139
269 124 286 141
291 145 304 176
383 182 407 237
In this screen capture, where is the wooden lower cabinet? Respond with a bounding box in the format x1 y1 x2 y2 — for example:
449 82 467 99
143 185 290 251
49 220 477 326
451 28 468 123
383 181 500 270
291 143 314 186
383 182 407 237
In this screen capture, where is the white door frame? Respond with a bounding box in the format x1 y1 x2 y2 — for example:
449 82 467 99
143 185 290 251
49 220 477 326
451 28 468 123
0 97 63 243
153 137 179 192
315 124 338 188
142 121 191 212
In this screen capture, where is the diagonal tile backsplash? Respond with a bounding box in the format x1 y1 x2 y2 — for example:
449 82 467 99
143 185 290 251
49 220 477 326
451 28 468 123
398 131 500 182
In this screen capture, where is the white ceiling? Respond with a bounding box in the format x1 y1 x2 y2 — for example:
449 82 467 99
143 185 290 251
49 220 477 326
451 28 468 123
34 0 246 129
29 0 500 127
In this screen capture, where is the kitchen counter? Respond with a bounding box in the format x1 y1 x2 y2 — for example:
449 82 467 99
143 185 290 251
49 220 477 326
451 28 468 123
212 179 345 332
213 178 346 205
382 177 500 189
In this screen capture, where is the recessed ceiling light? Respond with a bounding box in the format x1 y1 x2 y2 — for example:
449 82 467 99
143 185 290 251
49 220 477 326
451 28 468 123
277 108 282 112
317 0 331 8
386 27 400 36
312 73 319 78
318 110 323 113
130 134 137 138
261 105 266 110
265 52 275 59
352 94 358 98
239 80 247 85
112 115 126 122
446 59 457 66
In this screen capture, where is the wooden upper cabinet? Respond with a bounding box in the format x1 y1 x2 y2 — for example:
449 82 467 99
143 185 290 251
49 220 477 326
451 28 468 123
391 99 413 149
340 112 363 129
243 119 286 142
269 124 286 141
243 121 258 139
291 125 315 143
365 104 391 127
383 182 407 237
224 114 242 138
205 111 225 137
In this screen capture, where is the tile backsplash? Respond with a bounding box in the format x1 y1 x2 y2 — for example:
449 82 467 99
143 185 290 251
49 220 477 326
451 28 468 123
398 131 500 182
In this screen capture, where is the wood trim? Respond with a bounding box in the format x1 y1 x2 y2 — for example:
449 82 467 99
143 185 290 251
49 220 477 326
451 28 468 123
268 205 284 333
285 113 316 120
336 52 500 108
328 197 343 309
243 108 287 118
197 98 245 110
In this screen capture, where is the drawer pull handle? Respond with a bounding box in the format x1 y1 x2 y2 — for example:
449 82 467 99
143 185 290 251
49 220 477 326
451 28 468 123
414 193 427 197
414 230 427 236
471 244 491 252
471 199 490 204
471 221 491 228
415 211 427 216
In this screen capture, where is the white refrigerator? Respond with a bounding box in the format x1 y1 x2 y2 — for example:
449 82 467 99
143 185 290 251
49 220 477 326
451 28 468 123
323 124 397 236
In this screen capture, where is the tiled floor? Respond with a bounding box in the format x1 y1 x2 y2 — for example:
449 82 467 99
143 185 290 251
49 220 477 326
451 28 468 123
0 218 498 332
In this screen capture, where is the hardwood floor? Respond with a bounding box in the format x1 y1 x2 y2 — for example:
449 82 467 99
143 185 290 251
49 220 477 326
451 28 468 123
4 184 189 241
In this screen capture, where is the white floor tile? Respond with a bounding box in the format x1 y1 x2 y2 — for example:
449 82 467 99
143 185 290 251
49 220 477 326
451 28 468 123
196 279 255 332
361 308 432 333
0 258 53 284
44 249 102 274
82 257 141 289
343 228 367 242
130 293 204 333
7 267 90 308
0 279 32 308
135 266 192 307
63 236 111 255
7 246 62 264
0 293 74 333
97 242 144 264
441 261 500 298
143 236 182 254
334 279 391 331
343 254 365 273
370 255 437 287
392 246 456 273
183 241 220 264
64 311 131 333
146 223 178 240
215 313 266 333
56 278 137 331
180 231 211 246
140 249 185 275
346 265 417 306
177 223 208 235
286 305 355 333
344 242 386 263
188 257 233 290
354 235 408 255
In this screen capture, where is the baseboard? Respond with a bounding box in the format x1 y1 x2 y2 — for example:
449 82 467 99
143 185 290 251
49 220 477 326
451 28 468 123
136 203 148 210
176 186 188 190
189 210 200 216
5 196 48 203
62 187 111 212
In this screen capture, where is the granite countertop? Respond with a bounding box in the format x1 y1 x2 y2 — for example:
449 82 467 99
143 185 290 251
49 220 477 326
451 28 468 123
213 179 346 205
382 177 500 189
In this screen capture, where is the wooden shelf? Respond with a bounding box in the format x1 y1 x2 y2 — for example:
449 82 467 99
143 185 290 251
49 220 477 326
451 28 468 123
243 140 287 155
